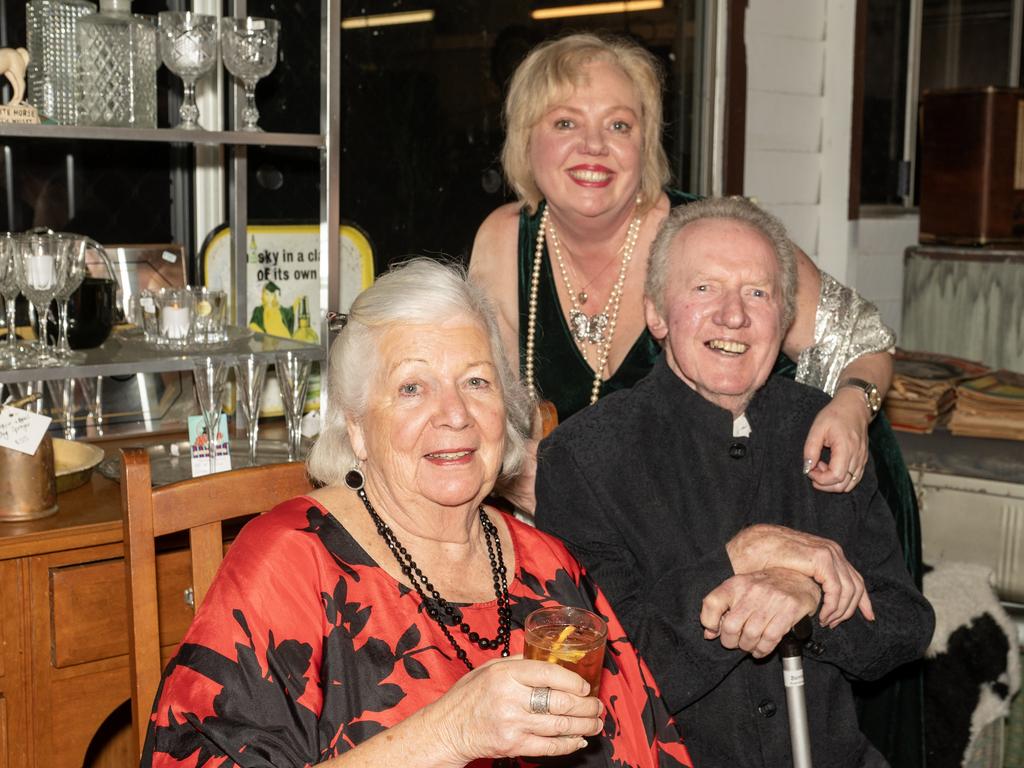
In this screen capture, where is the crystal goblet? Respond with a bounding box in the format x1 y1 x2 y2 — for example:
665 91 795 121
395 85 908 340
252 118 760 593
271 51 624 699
15 232 66 366
158 12 219 130
53 233 89 363
221 16 279 132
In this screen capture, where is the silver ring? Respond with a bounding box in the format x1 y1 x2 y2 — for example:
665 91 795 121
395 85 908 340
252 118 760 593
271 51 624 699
847 470 857 479
529 686 551 715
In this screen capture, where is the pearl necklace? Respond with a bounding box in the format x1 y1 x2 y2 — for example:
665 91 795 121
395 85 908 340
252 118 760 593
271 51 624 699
525 204 642 406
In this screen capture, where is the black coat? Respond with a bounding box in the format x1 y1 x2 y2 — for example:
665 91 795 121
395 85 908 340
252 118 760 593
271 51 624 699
536 354 935 768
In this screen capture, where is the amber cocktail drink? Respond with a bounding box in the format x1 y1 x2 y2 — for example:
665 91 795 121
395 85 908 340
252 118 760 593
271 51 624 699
524 606 607 695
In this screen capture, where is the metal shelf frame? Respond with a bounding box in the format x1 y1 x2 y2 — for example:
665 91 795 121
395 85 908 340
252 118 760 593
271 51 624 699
0 331 322 385
0 1 342 406
0 123 324 147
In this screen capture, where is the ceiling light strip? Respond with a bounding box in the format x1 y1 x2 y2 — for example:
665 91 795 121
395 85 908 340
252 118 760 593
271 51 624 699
531 0 663 20
341 10 435 29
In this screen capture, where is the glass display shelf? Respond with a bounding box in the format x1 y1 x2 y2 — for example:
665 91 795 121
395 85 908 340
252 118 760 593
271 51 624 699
0 123 323 148
0 327 322 384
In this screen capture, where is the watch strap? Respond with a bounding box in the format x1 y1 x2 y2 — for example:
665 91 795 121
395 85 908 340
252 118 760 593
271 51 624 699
837 377 881 418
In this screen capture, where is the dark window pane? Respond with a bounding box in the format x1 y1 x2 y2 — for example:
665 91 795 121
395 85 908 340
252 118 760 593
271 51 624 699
860 0 910 205
332 1 700 272
920 0 1013 90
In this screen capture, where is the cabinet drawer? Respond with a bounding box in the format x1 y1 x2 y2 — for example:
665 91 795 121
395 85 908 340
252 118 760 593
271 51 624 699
50 550 194 668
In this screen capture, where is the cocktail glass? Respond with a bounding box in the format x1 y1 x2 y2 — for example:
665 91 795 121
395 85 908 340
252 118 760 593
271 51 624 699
158 12 219 130
221 16 279 131
234 353 267 466
274 351 311 461
524 606 608 695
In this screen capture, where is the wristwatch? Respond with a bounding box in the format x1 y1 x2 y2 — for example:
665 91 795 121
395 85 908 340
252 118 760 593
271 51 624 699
838 377 882 420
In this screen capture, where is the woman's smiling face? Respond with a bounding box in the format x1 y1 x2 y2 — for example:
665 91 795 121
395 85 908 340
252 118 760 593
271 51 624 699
347 315 508 512
528 58 644 221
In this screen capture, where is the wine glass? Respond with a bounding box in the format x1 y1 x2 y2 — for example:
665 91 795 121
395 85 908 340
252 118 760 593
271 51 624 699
53 233 89 363
275 351 311 461
0 232 25 368
221 16 279 131
234 354 268 466
158 12 219 130
192 357 230 475
15 231 66 366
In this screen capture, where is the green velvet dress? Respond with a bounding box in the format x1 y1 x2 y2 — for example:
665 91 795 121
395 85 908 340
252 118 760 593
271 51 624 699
517 193 926 768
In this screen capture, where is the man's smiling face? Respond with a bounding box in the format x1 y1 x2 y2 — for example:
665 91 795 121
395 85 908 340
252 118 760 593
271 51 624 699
644 217 786 416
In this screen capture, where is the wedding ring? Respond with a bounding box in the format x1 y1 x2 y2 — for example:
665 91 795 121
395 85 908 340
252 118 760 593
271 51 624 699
529 686 551 715
847 470 857 480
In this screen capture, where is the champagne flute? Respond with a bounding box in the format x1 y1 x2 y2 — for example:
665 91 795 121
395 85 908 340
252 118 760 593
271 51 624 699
221 16 279 131
275 351 311 461
192 357 230 475
234 353 268 466
158 12 219 130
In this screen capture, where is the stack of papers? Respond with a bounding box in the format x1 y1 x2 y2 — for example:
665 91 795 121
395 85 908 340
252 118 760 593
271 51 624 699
883 349 990 433
949 370 1024 441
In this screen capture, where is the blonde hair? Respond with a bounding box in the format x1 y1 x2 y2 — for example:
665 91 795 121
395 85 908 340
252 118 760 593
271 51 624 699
306 258 533 487
501 33 670 214
646 197 798 332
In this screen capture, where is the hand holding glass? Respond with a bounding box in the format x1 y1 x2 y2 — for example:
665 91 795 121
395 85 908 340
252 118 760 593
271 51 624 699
158 12 219 130
524 606 607 695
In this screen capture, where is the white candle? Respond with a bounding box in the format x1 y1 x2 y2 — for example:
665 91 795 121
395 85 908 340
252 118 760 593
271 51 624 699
27 255 55 288
161 305 191 340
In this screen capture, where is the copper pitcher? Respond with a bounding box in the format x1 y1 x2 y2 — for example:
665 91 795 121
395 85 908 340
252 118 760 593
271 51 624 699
0 434 58 521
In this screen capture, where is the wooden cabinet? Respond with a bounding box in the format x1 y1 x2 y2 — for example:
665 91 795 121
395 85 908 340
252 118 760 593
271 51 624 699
0 443 197 767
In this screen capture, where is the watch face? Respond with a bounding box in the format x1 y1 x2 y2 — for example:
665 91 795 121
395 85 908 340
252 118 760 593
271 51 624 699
867 387 882 412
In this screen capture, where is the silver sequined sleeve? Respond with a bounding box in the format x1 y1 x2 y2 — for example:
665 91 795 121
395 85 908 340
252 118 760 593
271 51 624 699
795 272 896 396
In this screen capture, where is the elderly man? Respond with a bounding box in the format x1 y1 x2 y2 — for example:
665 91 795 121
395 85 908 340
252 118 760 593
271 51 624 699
535 197 934 767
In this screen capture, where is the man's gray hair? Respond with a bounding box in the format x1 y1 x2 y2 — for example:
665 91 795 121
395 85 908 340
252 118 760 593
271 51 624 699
645 197 798 331
306 258 533 487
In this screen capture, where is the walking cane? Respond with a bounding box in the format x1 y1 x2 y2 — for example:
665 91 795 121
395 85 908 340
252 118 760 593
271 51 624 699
780 616 813 768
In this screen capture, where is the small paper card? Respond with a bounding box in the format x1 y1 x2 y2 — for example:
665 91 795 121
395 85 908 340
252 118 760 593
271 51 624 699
188 413 232 477
0 405 52 455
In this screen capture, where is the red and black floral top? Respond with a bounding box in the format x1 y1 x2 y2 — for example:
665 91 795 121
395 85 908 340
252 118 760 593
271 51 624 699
143 497 692 767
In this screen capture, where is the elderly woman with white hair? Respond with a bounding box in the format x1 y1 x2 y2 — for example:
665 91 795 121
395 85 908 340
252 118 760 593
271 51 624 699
140 259 693 768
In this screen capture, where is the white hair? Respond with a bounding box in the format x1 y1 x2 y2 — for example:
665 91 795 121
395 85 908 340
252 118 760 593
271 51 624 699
306 257 533 487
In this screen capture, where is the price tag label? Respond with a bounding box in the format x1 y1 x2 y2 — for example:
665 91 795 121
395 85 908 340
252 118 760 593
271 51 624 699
188 413 232 477
0 405 52 455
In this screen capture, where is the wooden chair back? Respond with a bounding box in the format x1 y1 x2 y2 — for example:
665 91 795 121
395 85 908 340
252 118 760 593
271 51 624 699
120 447 313 756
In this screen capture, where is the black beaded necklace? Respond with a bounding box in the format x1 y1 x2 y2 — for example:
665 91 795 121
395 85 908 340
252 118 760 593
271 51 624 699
355 487 512 670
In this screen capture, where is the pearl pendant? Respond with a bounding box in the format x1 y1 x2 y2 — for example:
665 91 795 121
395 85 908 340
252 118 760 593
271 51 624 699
578 291 588 305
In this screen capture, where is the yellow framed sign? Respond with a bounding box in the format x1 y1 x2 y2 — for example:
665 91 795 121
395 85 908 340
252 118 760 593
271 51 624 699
200 222 375 343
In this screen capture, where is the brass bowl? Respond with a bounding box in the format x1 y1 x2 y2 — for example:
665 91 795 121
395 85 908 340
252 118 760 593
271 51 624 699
53 439 106 494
